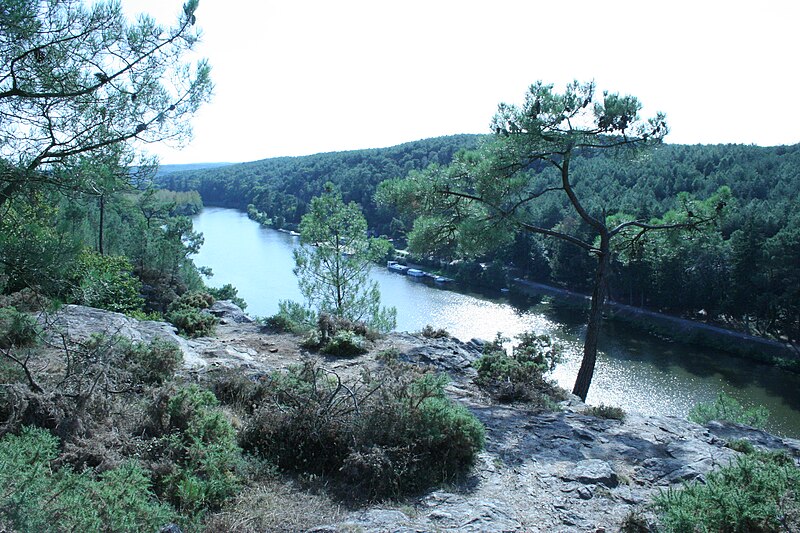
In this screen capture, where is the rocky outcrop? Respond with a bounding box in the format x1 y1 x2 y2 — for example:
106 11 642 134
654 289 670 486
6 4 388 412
42 303 800 532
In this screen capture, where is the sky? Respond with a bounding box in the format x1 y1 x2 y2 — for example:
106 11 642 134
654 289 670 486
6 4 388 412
123 0 800 165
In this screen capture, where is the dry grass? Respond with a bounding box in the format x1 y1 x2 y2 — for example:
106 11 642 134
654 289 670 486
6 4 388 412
203 481 346 532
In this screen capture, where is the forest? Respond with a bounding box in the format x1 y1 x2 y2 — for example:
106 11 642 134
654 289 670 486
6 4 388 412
157 136 800 351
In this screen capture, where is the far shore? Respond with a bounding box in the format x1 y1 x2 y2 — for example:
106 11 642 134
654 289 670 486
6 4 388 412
512 278 798 365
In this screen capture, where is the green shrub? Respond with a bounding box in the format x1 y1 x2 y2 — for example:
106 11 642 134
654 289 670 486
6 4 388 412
121 338 182 385
0 306 40 348
73 249 145 314
165 290 218 337
166 307 217 337
321 330 368 357
726 438 756 454
585 403 626 421
474 332 562 404
207 283 247 310
688 391 770 429
0 426 174 532
263 299 316 333
171 290 215 310
240 362 485 500
420 324 450 338
146 385 242 515
654 451 800 532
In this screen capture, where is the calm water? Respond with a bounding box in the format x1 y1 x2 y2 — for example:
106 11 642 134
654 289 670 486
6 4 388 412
193 207 800 438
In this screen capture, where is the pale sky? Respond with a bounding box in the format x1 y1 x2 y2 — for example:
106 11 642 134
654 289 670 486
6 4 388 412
123 0 800 165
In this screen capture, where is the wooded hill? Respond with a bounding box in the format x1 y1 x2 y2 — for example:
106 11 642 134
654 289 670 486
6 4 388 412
156 137 800 349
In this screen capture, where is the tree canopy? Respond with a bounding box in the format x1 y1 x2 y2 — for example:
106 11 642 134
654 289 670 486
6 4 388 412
293 187 396 332
0 0 212 208
380 81 721 400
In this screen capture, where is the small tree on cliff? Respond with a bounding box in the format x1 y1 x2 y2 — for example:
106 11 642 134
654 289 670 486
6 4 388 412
294 186 396 333
379 81 717 400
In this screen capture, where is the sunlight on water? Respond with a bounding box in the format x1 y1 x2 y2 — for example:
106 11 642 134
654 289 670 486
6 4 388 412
193 208 800 438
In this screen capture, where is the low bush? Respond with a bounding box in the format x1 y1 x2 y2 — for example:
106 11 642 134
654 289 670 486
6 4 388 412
207 283 247 310
420 324 450 338
473 332 563 405
166 308 217 338
144 385 242 516
0 426 174 532
73 249 145 314
239 361 485 500
585 403 626 421
688 391 770 429
654 450 800 532
0 306 40 348
121 338 182 385
725 438 756 454
166 291 217 337
321 330 368 357
263 299 316 334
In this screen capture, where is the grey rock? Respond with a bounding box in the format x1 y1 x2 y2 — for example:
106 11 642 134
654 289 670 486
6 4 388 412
567 459 619 487
46 304 206 369
209 300 253 324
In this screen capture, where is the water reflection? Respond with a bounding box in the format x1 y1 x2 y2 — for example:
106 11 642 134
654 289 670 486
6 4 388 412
193 208 800 438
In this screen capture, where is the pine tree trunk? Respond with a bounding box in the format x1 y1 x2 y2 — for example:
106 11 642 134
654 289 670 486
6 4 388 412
572 233 610 401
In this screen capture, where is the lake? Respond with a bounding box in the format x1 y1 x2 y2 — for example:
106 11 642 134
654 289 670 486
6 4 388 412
193 207 800 438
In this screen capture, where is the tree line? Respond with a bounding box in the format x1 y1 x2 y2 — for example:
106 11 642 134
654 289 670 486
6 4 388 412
158 129 800 354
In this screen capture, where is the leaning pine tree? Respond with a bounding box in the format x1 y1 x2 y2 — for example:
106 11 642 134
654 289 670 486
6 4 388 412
379 81 723 401
293 185 396 333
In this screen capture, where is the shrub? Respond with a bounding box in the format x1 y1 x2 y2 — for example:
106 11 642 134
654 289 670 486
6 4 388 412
0 306 40 348
585 404 626 421
166 291 217 337
73 249 145 314
121 338 182 385
166 308 217 337
0 426 174 532
726 438 756 454
145 385 242 515
653 451 800 532
321 330 368 357
207 283 247 310
474 332 562 404
240 362 485 500
420 324 450 338
688 392 770 429
263 299 316 333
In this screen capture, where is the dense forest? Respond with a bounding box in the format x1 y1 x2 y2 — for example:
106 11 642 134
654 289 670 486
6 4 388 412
158 137 800 349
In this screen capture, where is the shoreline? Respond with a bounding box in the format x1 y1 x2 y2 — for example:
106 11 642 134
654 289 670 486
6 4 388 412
513 277 799 366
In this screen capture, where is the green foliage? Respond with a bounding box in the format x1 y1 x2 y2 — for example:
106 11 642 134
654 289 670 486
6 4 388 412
474 332 563 405
688 392 770 429
121 338 182 386
320 330 368 357
73 249 145 313
239 362 485 500
0 0 212 206
726 438 756 454
420 324 451 338
206 283 247 310
263 299 316 333
293 187 397 333
0 306 40 348
166 290 217 337
0 426 174 532
585 404 626 421
147 385 242 515
157 135 483 236
654 451 800 532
